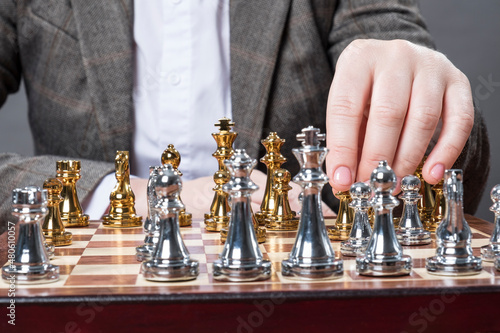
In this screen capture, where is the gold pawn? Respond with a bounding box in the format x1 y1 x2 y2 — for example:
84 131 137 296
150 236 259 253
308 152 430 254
328 191 353 241
252 213 267 244
430 179 445 231
415 157 436 231
103 151 142 227
205 118 237 232
265 169 299 230
161 144 192 227
255 132 287 226
43 178 72 246
57 160 89 227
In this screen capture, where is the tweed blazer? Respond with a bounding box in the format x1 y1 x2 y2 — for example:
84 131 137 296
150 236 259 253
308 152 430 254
0 0 490 231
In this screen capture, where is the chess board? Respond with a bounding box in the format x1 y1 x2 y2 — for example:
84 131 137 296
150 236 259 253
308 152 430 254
1 215 498 298
1 215 500 332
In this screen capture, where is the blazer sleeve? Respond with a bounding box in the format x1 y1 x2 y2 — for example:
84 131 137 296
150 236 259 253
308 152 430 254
327 0 490 213
0 2 115 233
0 0 21 105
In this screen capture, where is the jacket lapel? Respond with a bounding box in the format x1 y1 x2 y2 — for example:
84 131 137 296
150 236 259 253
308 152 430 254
230 0 291 157
70 0 134 161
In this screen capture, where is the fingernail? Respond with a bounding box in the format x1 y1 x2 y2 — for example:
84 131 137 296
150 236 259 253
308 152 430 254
430 163 445 181
333 166 352 187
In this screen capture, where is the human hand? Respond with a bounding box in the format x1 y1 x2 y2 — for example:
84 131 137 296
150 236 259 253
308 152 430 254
130 169 335 220
326 39 474 193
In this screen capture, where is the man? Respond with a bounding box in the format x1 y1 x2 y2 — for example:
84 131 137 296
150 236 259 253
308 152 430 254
0 0 489 247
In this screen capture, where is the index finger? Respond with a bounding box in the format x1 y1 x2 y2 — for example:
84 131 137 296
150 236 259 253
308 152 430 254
326 43 373 193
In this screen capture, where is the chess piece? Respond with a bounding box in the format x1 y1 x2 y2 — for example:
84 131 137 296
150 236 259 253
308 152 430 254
282 127 343 279
161 144 192 227
42 178 72 247
255 132 287 226
340 182 372 257
356 161 412 277
328 191 353 241
415 157 436 231
57 160 89 227
103 151 142 227
136 166 161 261
368 206 375 228
44 236 55 260
396 175 432 245
213 149 272 282
265 169 299 230
1 186 59 284
426 169 482 275
431 180 445 226
481 184 500 261
221 209 267 244
25 184 55 259
205 118 237 232
142 165 199 281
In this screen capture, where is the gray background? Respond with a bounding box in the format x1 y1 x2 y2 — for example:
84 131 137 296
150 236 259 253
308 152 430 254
0 0 499 221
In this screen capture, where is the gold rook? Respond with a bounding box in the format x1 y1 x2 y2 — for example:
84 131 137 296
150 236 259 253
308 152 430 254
43 178 72 246
57 160 89 227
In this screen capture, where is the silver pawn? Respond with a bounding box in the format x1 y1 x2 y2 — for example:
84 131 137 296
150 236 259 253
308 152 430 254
136 166 161 261
141 165 199 281
356 161 412 276
396 175 432 245
340 182 372 257
281 126 343 279
213 149 272 282
481 184 500 261
426 169 482 275
1 186 59 284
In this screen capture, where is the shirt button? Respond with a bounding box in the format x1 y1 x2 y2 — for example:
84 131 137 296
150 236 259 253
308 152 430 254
168 73 181 86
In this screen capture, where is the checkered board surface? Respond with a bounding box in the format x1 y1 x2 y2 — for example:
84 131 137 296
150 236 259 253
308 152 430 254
1 216 499 297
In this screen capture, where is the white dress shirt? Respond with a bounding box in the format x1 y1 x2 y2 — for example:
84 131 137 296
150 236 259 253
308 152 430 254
84 0 232 218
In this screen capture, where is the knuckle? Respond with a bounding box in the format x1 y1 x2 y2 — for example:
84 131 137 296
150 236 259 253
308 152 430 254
454 112 474 135
338 40 370 65
440 142 463 159
390 39 412 55
330 142 356 157
396 155 424 175
364 152 392 167
329 97 357 114
455 71 471 87
412 105 441 130
371 101 407 126
328 97 361 124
